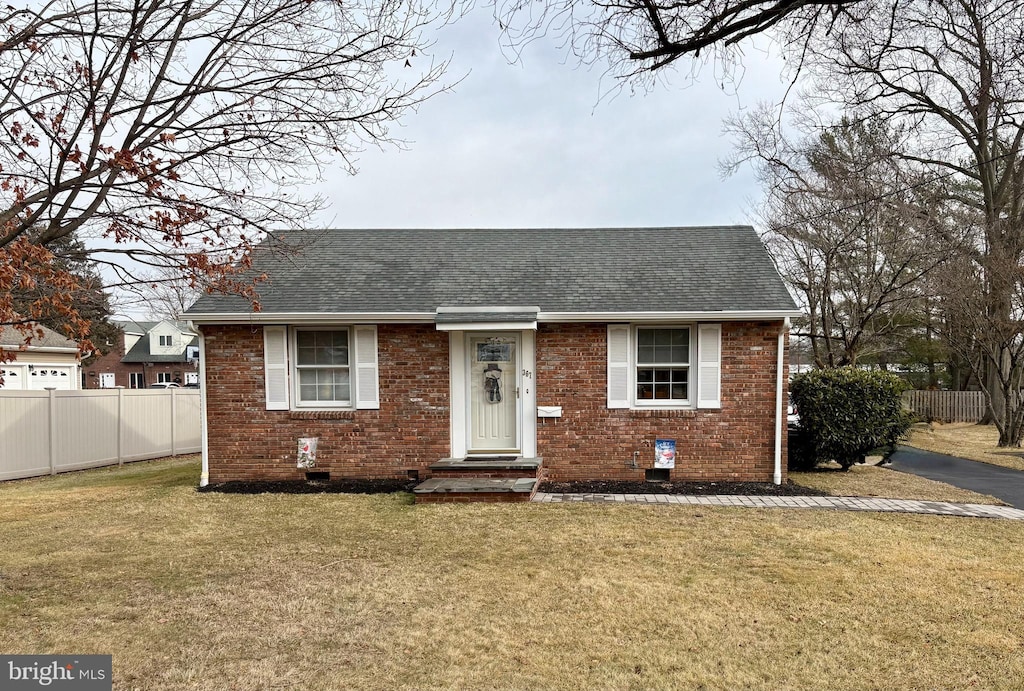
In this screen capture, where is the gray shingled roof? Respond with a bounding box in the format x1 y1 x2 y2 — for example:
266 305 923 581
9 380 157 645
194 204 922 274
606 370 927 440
121 334 197 363
112 319 158 334
0 322 78 349
185 227 798 316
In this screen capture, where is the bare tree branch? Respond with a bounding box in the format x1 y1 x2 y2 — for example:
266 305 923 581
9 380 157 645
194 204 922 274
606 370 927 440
0 0 453 350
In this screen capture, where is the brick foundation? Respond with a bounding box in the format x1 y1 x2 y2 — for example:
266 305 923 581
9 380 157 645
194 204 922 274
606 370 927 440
201 321 787 484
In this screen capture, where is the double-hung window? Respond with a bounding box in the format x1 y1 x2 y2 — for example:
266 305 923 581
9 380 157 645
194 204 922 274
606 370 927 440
608 323 719 409
294 328 351 406
635 327 691 404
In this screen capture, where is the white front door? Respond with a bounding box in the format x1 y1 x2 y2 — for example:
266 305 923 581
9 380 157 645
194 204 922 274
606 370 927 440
99 373 116 388
467 333 520 453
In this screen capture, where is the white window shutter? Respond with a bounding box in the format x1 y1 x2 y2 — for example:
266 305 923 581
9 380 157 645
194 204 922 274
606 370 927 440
353 325 380 410
263 326 289 410
697 323 722 409
607 324 631 409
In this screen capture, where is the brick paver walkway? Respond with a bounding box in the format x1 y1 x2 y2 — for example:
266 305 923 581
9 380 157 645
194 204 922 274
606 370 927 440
532 493 1024 520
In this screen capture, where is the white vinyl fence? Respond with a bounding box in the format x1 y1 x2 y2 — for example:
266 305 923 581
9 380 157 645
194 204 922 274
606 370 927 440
0 389 200 481
903 390 987 423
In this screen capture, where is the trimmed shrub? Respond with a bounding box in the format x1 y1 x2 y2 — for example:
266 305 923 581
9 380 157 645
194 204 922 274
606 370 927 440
790 367 912 470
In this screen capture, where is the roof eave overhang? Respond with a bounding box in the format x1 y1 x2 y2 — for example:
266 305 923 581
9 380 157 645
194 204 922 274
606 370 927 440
0 345 80 353
537 310 803 322
436 321 538 332
184 309 802 325
185 312 437 325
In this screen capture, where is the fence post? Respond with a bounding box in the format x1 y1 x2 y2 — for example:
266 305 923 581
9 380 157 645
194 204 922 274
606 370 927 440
117 388 124 467
170 388 177 457
48 388 57 475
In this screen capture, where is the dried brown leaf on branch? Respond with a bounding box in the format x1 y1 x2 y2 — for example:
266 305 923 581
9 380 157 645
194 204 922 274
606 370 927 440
1 0 453 348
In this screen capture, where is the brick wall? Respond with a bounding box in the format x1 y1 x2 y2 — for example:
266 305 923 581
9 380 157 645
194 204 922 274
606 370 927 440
202 321 787 484
535 322 788 483
202 324 451 482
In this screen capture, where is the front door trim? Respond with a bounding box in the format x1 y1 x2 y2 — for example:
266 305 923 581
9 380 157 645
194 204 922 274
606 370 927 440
449 330 536 459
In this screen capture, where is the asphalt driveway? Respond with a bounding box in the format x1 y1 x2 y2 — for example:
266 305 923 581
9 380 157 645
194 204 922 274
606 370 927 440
889 446 1024 509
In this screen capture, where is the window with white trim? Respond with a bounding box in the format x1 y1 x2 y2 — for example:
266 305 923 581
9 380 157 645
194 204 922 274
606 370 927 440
293 328 351 406
157 372 172 383
159 335 172 346
129 372 144 389
607 323 720 410
635 327 691 403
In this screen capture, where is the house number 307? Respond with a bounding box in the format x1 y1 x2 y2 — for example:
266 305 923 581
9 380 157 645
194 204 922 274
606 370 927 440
522 369 533 379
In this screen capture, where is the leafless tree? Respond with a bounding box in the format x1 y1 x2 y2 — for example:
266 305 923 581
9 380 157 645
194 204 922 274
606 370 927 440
0 0 449 352
728 112 954 368
493 0 871 82
938 234 1024 445
791 0 1024 444
132 260 204 322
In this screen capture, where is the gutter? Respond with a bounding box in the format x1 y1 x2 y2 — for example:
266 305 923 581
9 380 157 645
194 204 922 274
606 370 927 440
183 308 804 325
0 345 80 353
774 317 791 485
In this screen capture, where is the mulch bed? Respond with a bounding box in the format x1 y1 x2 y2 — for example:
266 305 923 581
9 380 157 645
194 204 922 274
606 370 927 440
538 479 828 496
198 478 827 497
197 478 418 494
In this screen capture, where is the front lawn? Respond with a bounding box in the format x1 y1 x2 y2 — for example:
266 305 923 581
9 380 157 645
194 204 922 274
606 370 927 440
790 463 1004 505
907 422 1024 471
2 457 1023 689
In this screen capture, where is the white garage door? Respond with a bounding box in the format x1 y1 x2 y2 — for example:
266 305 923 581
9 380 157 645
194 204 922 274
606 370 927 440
29 367 75 390
0 367 25 390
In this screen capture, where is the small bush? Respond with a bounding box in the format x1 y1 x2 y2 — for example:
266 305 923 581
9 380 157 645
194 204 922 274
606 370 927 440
790 367 912 470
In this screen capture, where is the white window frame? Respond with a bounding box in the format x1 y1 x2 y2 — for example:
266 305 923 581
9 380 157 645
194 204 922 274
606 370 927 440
129 372 144 389
159 334 172 346
632 325 695 408
157 372 172 383
290 326 353 409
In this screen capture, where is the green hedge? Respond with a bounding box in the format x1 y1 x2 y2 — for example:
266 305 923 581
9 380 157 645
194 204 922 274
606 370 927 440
789 367 912 470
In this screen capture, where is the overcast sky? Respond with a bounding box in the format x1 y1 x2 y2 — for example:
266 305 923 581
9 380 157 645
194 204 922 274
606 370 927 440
120 9 793 318
309 8 792 230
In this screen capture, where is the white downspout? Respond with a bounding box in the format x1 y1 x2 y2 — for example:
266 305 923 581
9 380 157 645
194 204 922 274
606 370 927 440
774 317 790 485
194 324 210 487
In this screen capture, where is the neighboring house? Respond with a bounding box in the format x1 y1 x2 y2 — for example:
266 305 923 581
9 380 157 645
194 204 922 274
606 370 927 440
185 227 801 501
0 323 80 390
85 319 199 389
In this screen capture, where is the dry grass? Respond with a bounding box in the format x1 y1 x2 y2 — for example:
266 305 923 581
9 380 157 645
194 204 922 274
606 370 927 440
906 422 1024 471
2 457 1024 690
791 463 1005 505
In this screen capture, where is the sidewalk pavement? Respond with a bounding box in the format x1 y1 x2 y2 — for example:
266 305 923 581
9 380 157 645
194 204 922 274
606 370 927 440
532 492 1024 520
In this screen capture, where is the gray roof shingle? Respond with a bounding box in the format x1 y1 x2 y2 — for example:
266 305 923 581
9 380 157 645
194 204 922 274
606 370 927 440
120 334 197 363
185 227 798 316
0 322 78 349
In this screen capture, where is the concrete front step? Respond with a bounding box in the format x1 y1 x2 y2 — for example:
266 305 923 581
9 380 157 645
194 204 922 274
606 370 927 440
429 457 543 480
413 477 539 503
430 457 542 471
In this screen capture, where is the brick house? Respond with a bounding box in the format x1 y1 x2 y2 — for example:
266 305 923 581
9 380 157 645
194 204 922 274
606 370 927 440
185 227 800 501
85 320 199 389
